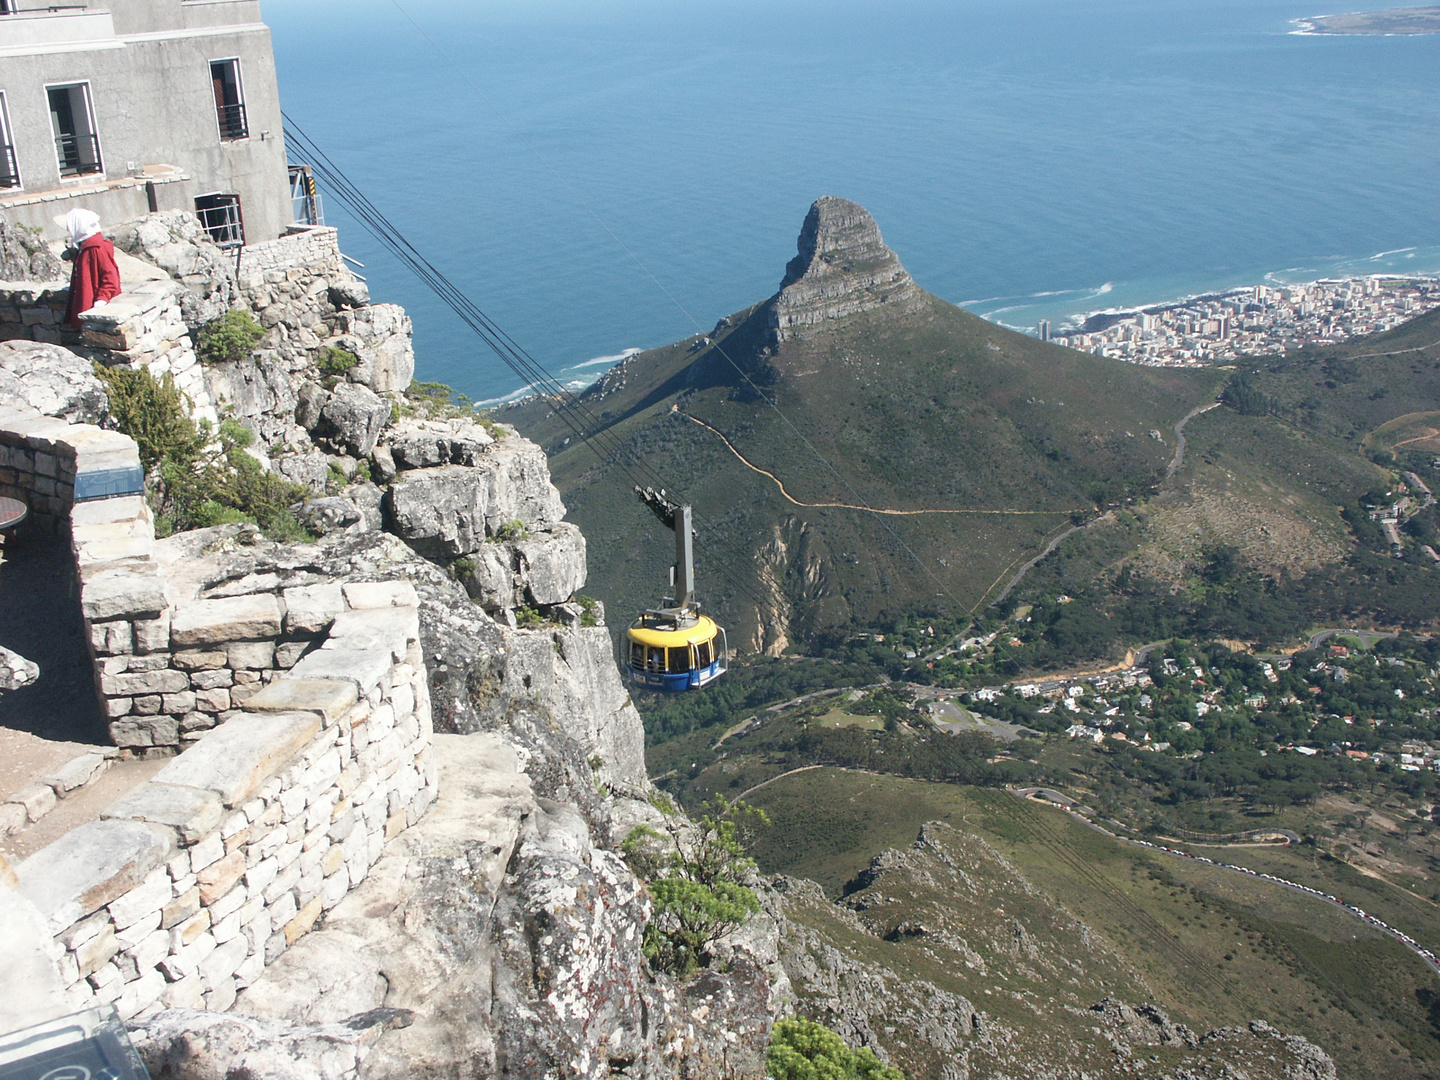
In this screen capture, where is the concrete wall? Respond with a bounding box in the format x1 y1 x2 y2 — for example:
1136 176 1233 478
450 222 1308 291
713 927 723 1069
0 3 292 243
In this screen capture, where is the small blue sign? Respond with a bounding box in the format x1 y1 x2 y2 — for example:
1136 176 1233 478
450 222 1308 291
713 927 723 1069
73 467 145 502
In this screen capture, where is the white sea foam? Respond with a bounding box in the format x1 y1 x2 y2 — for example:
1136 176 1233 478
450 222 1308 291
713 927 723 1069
571 347 642 369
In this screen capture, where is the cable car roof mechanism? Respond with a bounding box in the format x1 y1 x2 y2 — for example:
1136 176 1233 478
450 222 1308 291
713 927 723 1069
624 486 728 693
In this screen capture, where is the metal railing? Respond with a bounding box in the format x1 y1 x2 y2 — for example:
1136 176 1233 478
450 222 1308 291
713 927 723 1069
1 4 91 13
289 163 323 225
216 102 248 141
0 142 18 188
55 131 101 177
195 199 243 248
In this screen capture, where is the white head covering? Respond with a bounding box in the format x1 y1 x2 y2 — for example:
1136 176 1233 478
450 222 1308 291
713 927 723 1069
66 209 102 247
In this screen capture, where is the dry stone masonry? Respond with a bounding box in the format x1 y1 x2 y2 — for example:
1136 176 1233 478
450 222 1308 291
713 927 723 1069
12 577 435 1022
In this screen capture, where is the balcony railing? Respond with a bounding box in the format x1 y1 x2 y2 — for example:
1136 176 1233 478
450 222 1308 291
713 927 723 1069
55 131 101 177
0 143 18 189
217 102 248 141
196 198 243 248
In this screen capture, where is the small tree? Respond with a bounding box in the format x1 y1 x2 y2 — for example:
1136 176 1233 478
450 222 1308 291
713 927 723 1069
623 796 769 978
767 1018 906 1080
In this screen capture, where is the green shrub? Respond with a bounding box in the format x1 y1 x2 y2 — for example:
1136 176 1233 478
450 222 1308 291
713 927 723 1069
767 1018 905 1080
623 797 768 978
92 364 203 472
492 518 528 543
315 345 359 379
515 605 545 629
196 308 266 365
95 364 309 541
404 379 472 419
577 594 599 627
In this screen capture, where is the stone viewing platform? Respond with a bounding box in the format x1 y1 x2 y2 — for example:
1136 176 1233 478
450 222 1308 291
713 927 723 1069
9 562 434 1019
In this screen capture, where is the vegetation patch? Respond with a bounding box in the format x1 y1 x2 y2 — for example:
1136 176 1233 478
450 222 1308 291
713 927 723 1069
196 308 266 365
95 364 311 541
315 345 360 379
621 797 768 978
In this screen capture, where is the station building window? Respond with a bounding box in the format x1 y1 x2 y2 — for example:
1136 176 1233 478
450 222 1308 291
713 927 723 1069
0 93 18 189
210 59 248 140
47 82 103 178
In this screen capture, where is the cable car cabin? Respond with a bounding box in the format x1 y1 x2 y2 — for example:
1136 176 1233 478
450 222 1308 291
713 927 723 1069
626 612 728 692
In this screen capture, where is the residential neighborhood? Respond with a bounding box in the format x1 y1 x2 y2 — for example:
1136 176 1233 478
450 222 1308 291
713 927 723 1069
1053 276 1440 366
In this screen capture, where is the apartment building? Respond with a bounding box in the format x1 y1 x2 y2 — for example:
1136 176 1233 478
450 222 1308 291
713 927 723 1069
0 0 301 249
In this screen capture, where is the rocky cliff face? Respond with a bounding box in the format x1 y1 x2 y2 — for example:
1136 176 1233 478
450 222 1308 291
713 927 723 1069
116 520 785 1079
768 196 925 345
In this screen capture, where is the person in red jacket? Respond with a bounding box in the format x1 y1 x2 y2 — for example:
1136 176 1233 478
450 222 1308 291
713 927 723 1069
64 208 121 329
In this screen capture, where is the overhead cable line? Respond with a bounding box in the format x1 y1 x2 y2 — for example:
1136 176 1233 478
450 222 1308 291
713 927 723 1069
282 116 776 614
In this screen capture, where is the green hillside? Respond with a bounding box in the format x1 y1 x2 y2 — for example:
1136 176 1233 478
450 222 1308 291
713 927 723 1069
506 200 1221 651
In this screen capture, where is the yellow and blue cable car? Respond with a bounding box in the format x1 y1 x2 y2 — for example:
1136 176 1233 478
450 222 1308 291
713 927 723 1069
625 487 728 692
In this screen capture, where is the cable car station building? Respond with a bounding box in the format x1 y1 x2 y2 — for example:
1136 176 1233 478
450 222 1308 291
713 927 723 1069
0 0 296 247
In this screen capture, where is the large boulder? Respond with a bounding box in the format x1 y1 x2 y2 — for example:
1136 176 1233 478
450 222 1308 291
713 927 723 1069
109 211 238 329
386 416 494 470
0 221 63 281
203 356 299 444
0 645 39 692
383 441 565 559
0 340 111 425
462 522 587 610
313 383 391 458
329 304 414 393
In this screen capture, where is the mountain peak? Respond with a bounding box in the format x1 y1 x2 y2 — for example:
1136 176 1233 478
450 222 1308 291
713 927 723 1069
770 196 924 344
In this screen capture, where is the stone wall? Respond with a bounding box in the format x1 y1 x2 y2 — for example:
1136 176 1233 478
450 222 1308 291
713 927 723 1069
0 401 142 532
78 280 220 428
0 281 72 346
13 577 436 1022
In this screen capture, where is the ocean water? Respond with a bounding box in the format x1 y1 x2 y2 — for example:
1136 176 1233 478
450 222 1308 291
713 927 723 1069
268 0 1440 404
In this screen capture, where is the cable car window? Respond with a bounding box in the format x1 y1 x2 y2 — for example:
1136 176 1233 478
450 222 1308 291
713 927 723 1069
695 640 712 667
647 647 664 671
668 646 691 672
630 642 645 668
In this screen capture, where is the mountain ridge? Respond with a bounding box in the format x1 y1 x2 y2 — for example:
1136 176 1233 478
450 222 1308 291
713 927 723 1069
506 198 1222 650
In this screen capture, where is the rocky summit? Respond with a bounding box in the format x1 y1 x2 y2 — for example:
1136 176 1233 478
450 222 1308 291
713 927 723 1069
769 196 926 345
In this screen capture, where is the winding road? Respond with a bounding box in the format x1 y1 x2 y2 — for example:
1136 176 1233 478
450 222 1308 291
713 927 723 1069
1166 401 1222 480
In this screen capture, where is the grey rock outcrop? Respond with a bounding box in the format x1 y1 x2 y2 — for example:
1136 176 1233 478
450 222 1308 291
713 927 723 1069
387 415 494 469
0 340 111 425
0 221 63 281
384 440 566 558
768 196 925 345
0 644 39 692
313 382 391 458
204 356 300 444
328 304 415 393
460 521 587 611
109 211 238 329
231 733 779 1080
129 1006 410 1080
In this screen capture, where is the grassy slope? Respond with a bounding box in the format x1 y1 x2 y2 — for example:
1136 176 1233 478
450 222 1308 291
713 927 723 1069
507 292 1221 648
749 768 1440 1080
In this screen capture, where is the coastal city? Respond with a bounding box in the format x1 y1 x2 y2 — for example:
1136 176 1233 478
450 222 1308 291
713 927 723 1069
1045 275 1440 366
